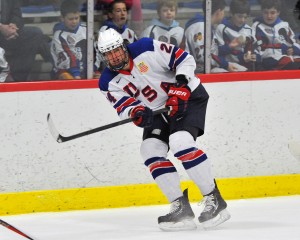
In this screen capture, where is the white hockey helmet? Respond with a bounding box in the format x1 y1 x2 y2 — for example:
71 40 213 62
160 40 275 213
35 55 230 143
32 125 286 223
98 28 128 71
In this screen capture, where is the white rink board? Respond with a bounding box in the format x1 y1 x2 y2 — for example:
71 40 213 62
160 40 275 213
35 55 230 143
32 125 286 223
0 79 300 192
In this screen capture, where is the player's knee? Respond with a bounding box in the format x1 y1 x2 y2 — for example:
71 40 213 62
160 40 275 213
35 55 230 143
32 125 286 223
140 138 168 162
140 138 173 179
169 131 196 154
169 131 207 169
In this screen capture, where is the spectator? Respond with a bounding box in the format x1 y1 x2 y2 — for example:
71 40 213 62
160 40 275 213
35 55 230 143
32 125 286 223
252 0 300 70
51 0 87 80
96 0 135 38
258 0 300 39
180 0 226 73
0 47 13 82
140 0 184 47
94 0 137 76
0 0 51 81
211 0 262 72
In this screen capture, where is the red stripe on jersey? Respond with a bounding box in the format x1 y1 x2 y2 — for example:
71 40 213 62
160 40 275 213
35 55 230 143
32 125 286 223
149 161 174 173
178 149 205 162
115 97 136 113
261 43 281 50
61 38 77 68
175 48 184 60
278 56 295 69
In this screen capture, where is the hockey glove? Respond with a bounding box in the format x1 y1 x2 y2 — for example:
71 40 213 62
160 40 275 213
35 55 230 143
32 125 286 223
166 75 191 118
130 106 153 128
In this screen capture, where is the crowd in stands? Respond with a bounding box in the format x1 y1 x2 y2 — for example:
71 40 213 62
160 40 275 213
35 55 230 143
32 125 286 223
1 0 300 82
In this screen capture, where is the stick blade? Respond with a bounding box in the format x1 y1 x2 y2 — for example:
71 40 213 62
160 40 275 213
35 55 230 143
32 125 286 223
47 113 63 143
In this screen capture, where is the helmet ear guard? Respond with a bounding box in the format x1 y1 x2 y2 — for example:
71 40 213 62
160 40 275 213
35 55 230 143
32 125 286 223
98 28 129 71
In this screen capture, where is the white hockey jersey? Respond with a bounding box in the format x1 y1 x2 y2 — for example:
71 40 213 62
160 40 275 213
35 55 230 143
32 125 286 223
0 47 10 82
51 22 87 78
212 17 258 70
141 19 184 47
99 38 200 120
182 14 205 73
252 16 300 69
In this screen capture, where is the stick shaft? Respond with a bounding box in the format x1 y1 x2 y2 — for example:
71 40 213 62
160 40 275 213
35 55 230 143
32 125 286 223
48 108 168 143
0 219 35 240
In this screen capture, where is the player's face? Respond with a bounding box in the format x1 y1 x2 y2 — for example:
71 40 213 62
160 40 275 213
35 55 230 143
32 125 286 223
262 7 280 25
109 3 128 28
62 12 81 30
159 6 176 26
104 46 127 69
231 13 248 28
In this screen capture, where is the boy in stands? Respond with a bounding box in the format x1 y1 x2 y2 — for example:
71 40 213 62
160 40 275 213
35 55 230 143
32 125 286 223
211 0 261 72
51 0 87 80
252 0 300 70
94 0 137 75
141 0 184 47
180 0 226 73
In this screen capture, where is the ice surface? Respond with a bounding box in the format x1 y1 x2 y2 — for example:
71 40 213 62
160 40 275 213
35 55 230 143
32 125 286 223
1 195 300 240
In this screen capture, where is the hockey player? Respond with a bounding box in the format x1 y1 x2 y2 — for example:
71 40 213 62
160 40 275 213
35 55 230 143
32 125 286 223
51 0 87 80
97 28 230 231
140 0 184 47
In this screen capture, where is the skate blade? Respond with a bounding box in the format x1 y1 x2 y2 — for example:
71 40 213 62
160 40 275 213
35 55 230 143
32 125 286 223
159 219 197 231
201 209 231 230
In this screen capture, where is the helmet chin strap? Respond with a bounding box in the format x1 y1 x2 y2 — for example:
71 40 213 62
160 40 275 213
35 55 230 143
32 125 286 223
110 62 126 71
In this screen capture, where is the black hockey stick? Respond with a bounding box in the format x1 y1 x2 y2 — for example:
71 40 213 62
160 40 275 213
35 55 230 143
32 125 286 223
0 219 35 240
47 108 168 143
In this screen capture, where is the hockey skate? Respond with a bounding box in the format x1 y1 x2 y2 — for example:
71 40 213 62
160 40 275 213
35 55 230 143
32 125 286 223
158 189 197 231
198 186 231 229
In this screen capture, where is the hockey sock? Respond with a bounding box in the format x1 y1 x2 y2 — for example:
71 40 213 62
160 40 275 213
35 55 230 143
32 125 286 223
169 131 215 196
141 138 184 202
175 148 215 195
145 157 183 202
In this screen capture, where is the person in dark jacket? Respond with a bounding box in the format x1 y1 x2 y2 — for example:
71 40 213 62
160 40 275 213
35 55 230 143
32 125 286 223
0 0 51 81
